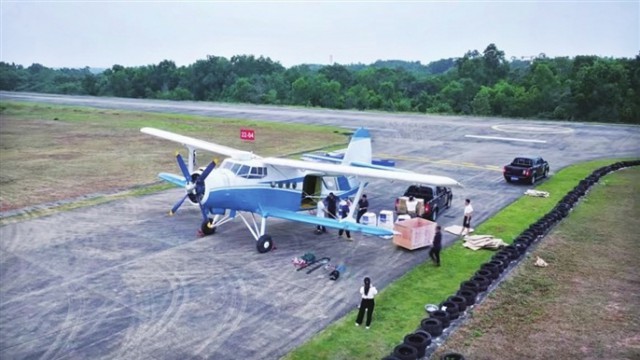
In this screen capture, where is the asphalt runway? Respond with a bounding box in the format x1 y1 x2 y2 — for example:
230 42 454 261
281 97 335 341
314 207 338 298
1 92 639 359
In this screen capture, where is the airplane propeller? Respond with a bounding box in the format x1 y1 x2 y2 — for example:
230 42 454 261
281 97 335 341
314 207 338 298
169 153 216 218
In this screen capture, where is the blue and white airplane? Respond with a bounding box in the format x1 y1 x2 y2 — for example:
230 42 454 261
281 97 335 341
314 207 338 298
141 127 462 253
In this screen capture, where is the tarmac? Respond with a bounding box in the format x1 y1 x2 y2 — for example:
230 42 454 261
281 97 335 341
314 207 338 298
1 92 639 359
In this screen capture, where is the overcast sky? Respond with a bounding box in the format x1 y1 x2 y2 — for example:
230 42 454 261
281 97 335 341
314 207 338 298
1 1 638 69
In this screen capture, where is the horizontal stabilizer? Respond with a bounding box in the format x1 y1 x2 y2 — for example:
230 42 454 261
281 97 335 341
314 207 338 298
300 153 343 163
262 208 394 237
158 172 187 187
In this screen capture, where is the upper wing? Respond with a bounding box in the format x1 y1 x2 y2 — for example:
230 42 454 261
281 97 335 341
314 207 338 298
262 157 463 187
262 208 394 237
141 127 254 159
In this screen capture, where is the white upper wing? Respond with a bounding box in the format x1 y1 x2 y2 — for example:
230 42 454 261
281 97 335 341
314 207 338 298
263 157 463 187
141 127 462 187
141 127 254 159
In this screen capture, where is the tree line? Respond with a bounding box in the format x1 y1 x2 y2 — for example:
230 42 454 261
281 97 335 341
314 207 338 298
1 44 638 124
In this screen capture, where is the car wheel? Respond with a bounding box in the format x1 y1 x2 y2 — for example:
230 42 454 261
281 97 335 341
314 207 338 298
431 208 438 222
505 177 511 183
543 169 549 178
530 174 536 185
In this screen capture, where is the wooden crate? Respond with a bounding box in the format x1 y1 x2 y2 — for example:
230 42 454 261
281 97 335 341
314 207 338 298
393 217 436 250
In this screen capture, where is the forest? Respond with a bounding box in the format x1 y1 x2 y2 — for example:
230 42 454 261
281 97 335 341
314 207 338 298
1 44 638 124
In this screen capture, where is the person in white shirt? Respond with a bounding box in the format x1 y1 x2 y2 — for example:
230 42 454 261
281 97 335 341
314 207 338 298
355 277 378 329
406 196 418 217
461 198 474 236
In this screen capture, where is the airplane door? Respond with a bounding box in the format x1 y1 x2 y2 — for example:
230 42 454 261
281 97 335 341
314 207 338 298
301 175 322 209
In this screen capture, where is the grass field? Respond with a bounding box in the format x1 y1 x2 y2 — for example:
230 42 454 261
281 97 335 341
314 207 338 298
0 102 347 216
433 166 640 359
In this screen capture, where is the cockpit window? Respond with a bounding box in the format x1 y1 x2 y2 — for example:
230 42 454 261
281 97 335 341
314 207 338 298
237 165 250 177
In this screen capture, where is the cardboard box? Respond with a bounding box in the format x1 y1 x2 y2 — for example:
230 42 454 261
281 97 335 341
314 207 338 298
393 217 436 250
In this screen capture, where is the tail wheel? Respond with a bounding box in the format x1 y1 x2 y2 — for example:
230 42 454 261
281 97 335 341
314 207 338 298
201 219 216 236
257 234 273 253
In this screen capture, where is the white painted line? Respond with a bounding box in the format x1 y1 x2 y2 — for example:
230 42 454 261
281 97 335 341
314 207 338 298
464 135 547 143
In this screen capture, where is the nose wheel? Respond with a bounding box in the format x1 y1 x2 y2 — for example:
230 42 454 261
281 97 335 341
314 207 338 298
201 218 217 236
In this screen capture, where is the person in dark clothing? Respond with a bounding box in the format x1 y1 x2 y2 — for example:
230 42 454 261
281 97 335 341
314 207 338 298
356 194 369 223
429 225 442 266
317 193 337 233
338 198 352 239
355 277 378 329
325 192 338 220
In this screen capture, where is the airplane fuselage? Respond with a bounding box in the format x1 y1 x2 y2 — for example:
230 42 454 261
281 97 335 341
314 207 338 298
200 159 359 215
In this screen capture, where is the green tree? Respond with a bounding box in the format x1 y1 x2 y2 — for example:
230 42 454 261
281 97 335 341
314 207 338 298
472 87 491 115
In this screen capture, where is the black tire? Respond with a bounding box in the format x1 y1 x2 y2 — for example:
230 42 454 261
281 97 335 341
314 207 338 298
456 289 477 307
430 309 450 328
504 176 512 183
420 317 443 337
446 195 452 208
543 168 549 178
440 300 460 320
431 208 438 222
530 174 536 185
470 275 491 292
404 333 429 358
460 280 480 294
488 259 506 272
200 219 217 235
256 234 273 253
476 268 494 280
481 262 501 277
393 343 418 360
413 330 432 347
447 295 468 313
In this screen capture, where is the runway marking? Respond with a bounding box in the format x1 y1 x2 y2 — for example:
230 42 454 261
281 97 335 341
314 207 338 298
377 153 503 172
464 134 547 143
492 124 573 134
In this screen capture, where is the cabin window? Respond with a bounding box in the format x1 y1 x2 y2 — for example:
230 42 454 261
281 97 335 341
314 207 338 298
323 177 337 190
237 165 251 177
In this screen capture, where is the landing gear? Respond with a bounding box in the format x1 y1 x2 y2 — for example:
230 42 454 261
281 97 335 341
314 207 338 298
257 234 273 253
201 218 217 236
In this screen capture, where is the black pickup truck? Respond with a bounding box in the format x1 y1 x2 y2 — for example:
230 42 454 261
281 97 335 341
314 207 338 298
503 156 549 184
394 185 453 221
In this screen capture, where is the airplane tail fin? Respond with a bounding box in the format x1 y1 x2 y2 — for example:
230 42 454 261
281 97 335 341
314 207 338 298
341 128 372 166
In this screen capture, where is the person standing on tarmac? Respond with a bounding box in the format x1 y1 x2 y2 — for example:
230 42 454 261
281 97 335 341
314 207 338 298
316 193 338 234
355 277 378 329
325 193 338 221
338 198 352 240
356 194 369 223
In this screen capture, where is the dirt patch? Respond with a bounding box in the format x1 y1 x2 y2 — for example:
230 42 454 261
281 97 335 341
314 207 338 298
432 168 640 359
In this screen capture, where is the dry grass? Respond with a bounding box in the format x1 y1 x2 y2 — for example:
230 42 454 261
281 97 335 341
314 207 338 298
0 102 346 212
432 167 640 359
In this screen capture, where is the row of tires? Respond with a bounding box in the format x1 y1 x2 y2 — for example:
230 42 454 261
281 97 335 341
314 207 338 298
382 160 639 360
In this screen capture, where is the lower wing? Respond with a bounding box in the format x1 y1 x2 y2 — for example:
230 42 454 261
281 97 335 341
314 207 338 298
262 208 394 237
